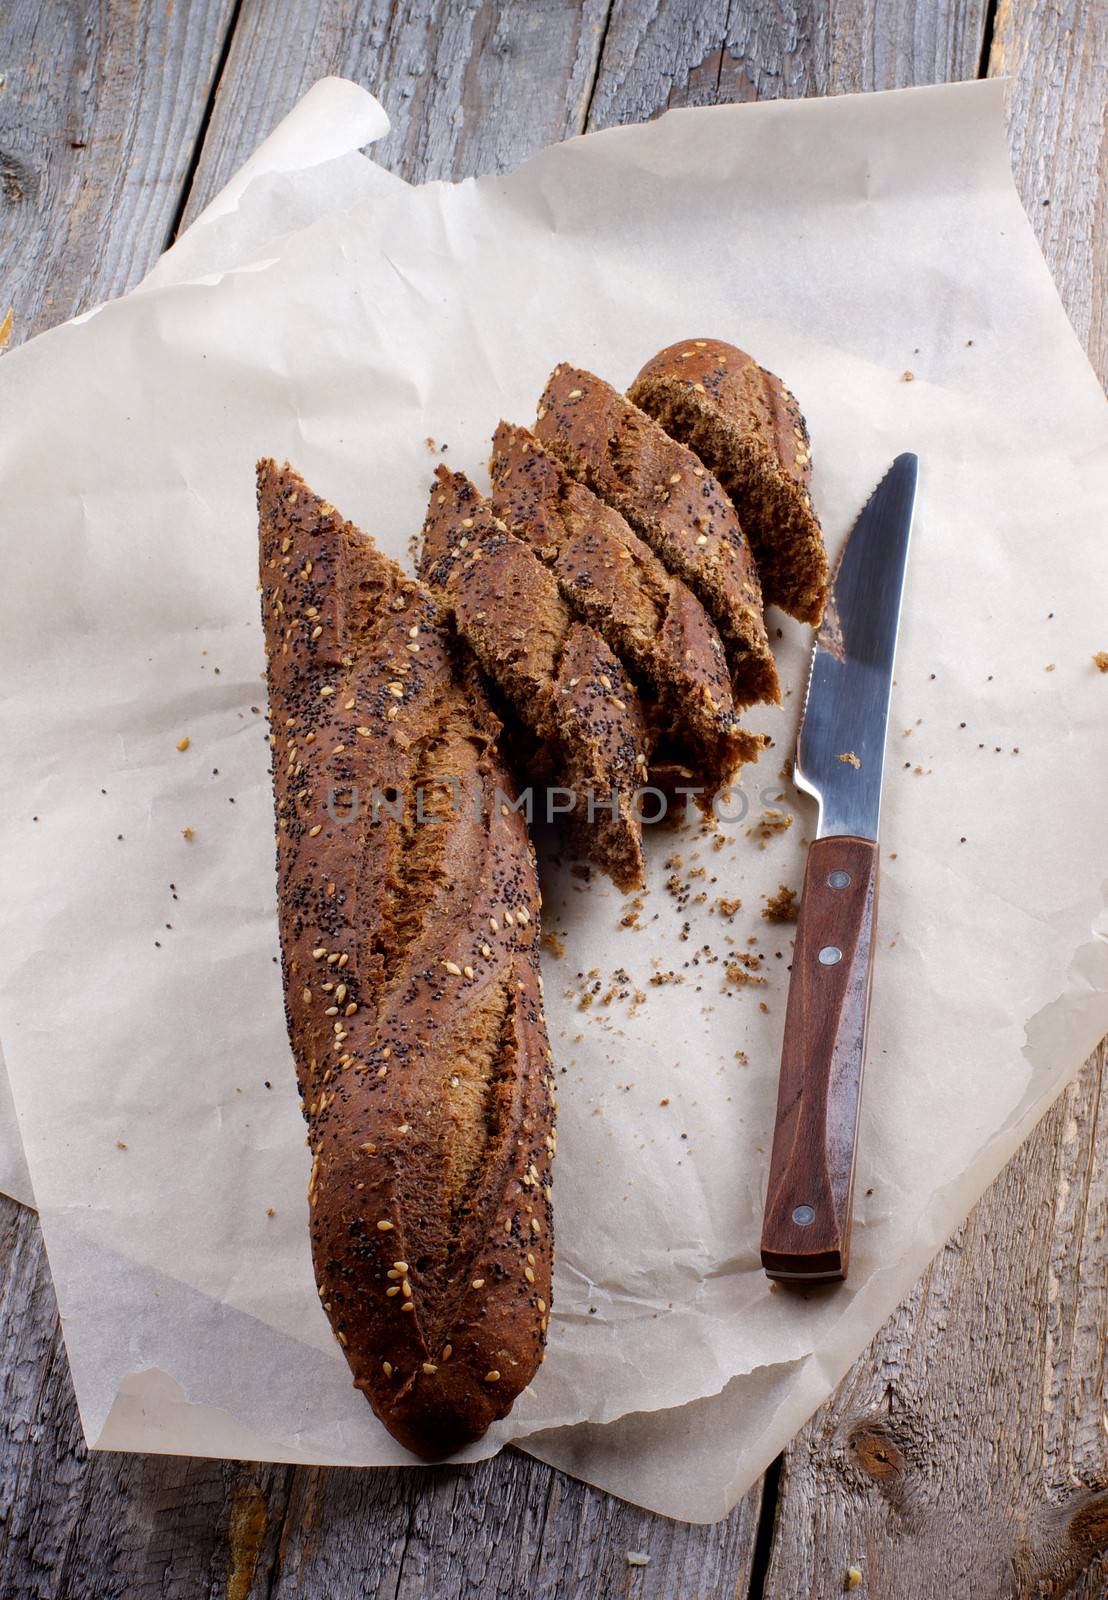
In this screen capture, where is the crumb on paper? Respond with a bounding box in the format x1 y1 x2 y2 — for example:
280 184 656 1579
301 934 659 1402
724 961 767 989
749 808 793 845
176 736 190 752
425 436 437 452
626 1552 650 1568
716 896 742 918
763 884 798 923
540 930 566 959
115 1140 127 1150
901 370 914 382
266 1207 275 1218
181 827 195 840
1093 651 1108 672
649 970 684 987
735 1049 748 1065
837 750 861 768
1044 662 1056 672
0 307 14 351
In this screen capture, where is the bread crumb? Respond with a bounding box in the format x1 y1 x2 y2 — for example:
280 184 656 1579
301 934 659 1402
724 961 767 989
1093 651 1108 672
749 809 793 843
176 736 190 752
425 436 437 452
1044 662 1056 672
901 370 914 382
763 884 798 923
181 827 195 840
716 896 742 918
540 931 566 959
846 1568 863 1590
649 971 684 986
837 750 861 768
266 1207 275 1218
115 1140 127 1150
626 1551 650 1567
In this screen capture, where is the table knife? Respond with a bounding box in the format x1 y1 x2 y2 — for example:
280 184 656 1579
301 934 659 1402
760 453 918 1283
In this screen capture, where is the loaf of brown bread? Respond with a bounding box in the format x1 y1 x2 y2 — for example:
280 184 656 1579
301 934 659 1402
629 339 828 625
258 459 555 1460
488 422 766 795
420 465 649 891
533 365 780 710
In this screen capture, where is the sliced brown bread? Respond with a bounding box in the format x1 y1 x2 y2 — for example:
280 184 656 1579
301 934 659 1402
488 422 766 794
420 465 649 890
257 459 554 1461
533 364 780 710
628 339 828 625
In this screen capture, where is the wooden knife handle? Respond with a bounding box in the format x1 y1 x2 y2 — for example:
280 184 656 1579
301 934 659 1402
760 835 879 1282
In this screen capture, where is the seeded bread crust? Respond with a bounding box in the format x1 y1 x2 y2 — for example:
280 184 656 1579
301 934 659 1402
488 422 766 794
628 339 828 625
533 365 780 709
420 465 649 891
258 459 555 1461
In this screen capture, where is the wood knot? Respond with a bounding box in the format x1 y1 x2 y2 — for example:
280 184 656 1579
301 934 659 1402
846 1419 907 1493
1066 1487 1108 1560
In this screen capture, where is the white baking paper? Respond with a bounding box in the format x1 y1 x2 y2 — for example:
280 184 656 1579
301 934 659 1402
0 77 1105 1523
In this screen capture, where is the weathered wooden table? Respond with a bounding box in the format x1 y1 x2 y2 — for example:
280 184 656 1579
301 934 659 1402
2 4 1105 1596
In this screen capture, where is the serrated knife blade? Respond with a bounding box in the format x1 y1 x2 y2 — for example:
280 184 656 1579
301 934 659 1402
760 454 918 1284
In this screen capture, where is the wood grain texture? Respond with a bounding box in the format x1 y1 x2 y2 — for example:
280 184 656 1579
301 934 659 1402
762 837 879 1281
585 0 990 127
0 0 236 348
179 0 612 224
989 0 1108 388
762 1045 1108 1600
0 1 1105 1597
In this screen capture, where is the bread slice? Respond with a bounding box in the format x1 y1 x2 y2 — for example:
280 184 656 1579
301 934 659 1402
628 339 828 625
488 422 767 795
258 459 554 1461
420 465 649 890
533 364 780 710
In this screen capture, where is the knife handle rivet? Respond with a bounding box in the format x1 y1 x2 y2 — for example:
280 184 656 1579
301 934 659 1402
818 946 843 966
792 1205 816 1227
827 870 851 889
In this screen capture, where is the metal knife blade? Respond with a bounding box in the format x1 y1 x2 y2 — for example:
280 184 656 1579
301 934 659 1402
795 452 918 842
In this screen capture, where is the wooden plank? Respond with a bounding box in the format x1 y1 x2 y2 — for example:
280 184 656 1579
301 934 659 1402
0 0 237 348
585 0 990 126
179 0 612 224
989 0 1108 387
762 1047 1108 1599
